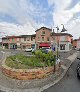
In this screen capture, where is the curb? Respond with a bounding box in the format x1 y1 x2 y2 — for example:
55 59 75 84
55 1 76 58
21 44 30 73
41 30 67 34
39 52 79 92
39 63 72 92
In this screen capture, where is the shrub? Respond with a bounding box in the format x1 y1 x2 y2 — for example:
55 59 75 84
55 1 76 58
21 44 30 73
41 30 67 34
5 51 56 69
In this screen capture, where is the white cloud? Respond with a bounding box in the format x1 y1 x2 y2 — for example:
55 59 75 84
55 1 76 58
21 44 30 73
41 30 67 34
0 0 39 38
48 0 72 25
48 0 80 39
68 24 80 39
48 0 71 10
52 0 80 25
0 0 80 40
0 22 36 38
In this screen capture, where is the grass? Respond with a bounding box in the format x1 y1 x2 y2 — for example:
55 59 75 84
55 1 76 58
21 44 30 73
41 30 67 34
5 51 56 69
5 54 46 69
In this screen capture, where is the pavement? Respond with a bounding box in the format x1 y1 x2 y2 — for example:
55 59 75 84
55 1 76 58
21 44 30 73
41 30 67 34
0 50 79 92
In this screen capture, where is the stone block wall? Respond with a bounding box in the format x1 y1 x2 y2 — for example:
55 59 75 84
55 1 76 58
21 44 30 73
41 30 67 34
1 65 56 80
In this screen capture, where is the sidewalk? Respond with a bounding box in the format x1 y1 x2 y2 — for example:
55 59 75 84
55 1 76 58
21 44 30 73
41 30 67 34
0 51 79 92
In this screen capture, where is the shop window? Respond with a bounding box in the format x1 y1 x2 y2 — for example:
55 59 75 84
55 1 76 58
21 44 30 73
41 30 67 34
60 44 65 50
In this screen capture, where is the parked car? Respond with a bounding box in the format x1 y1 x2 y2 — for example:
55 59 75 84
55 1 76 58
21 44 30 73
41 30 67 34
40 47 52 54
25 48 32 52
76 57 80 78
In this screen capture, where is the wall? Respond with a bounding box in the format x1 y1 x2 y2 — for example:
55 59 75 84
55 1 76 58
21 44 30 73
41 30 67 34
1 55 60 80
77 40 80 49
36 28 51 43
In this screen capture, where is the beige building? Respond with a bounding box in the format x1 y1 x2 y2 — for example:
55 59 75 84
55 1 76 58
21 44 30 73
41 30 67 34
20 34 36 49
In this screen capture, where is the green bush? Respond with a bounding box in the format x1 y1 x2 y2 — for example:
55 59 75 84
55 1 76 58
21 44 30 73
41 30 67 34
5 51 56 69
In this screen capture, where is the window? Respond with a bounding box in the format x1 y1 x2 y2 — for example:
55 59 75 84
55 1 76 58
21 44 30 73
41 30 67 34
47 37 49 41
60 36 66 41
12 38 14 42
53 37 55 40
42 37 44 41
24 38 26 41
42 31 45 35
27 38 30 41
38 37 40 41
27 37 30 41
17 38 19 41
31 37 33 41
60 44 65 50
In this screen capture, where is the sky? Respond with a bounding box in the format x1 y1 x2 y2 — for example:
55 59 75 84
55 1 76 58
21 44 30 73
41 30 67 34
0 0 80 39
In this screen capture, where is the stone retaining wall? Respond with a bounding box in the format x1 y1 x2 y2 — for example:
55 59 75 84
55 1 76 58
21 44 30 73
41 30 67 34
1 54 60 80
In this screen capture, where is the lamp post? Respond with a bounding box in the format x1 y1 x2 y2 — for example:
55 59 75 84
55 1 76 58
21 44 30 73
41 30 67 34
56 26 59 60
56 24 67 60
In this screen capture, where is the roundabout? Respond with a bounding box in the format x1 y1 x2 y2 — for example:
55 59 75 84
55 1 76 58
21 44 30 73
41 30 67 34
1 51 57 80
0 50 62 92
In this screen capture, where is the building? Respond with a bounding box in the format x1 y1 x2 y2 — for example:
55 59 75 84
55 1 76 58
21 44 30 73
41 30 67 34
72 37 80 49
20 34 36 49
2 36 21 49
2 27 73 52
2 35 36 50
51 33 73 52
35 27 52 49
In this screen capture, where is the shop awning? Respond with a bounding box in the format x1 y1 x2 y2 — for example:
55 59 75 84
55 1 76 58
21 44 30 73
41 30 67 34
39 43 50 47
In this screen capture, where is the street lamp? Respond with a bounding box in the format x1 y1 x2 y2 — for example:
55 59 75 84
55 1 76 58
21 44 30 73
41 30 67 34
56 24 67 60
61 24 67 32
56 26 59 60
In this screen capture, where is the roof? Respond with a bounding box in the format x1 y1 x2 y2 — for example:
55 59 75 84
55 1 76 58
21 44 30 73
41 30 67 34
2 36 21 39
35 27 52 32
2 34 36 39
20 34 36 37
51 33 73 37
73 39 80 41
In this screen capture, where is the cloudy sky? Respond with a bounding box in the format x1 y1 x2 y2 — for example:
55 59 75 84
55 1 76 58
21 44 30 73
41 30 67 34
0 0 80 39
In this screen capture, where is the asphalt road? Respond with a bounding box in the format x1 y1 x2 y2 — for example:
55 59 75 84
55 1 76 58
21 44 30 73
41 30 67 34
0 49 78 92
43 52 80 92
0 49 32 56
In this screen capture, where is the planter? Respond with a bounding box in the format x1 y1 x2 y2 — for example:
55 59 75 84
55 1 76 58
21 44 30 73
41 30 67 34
1 64 55 80
1 55 60 80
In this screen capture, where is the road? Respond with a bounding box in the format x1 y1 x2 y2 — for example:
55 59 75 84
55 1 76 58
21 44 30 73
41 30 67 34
0 49 78 92
0 49 32 56
43 52 80 92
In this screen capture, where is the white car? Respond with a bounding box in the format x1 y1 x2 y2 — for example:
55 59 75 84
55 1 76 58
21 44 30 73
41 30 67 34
25 48 32 52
